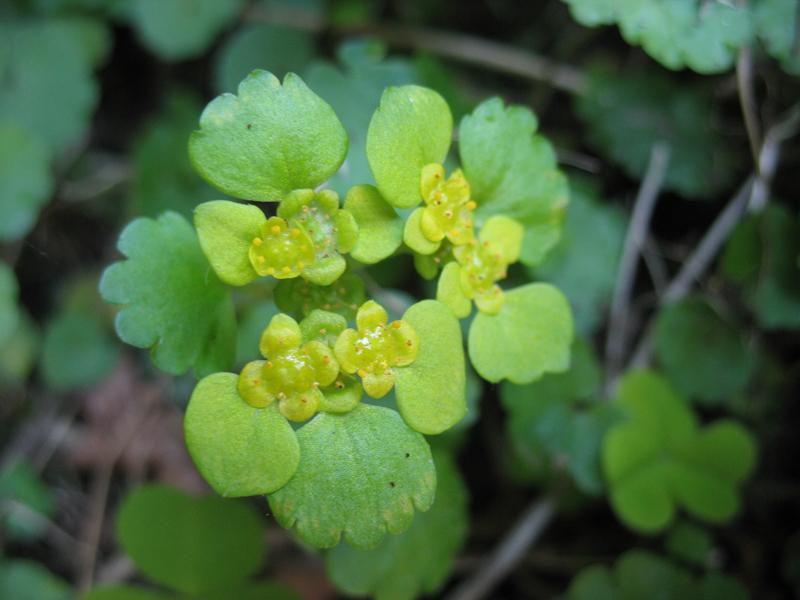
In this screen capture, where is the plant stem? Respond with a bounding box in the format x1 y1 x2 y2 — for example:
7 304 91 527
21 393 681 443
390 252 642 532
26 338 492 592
736 45 762 167
245 7 587 94
445 497 556 600
604 143 670 388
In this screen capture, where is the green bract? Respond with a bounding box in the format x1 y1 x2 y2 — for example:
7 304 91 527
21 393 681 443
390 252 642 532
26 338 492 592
326 451 468 600
603 370 757 532
185 372 301 497
189 71 347 201
100 212 236 377
469 283 573 384
366 85 453 208
116 485 264 595
268 404 436 549
344 184 404 264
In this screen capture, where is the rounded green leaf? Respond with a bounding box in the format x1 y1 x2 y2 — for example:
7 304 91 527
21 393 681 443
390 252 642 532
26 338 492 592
116 484 265 595
189 71 347 201
41 310 118 391
654 297 753 405
344 184 403 264
326 451 468 600
0 261 20 345
194 200 264 286
99 212 235 377
0 560 71 600
184 372 300 497
202 582 301 600
268 404 436 549
404 207 441 255
127 0 244 61
469 283 573 384
395 300 467 434
0 124 52 243
366 85 452 208
81 585 173 600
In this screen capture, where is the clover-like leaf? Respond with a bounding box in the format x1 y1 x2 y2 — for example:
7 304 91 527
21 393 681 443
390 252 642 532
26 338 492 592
100 212 236 376
0 560 72 600
0 124 52 243
277 188 358 285
603 370 757 532
366 85 452 208
394 300 466 435
189 71 347 201
126 0 244 61
344 184 403 264
754 0 800 74
533 178 626 334
501 339 617 495
326 451 467 600
194 200 265 286
0 461 55 542
576 67 734 199
562 0 753 74
654 297 754 405
185 372 300 496
469 283 573 384
0 18 100 152
459 97 568 266
274 272 366 320
268 404 436 549
116 484 265 595
566 550 747 600
666 522 715 568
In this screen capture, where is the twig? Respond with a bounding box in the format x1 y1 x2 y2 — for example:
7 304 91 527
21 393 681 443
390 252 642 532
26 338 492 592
245 7 587 94
628 106 800 369
736 46 762 166
604 144 670 386
445 497 556 600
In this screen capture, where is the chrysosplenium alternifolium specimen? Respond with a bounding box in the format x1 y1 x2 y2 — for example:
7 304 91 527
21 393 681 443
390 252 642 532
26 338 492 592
100 70 574 549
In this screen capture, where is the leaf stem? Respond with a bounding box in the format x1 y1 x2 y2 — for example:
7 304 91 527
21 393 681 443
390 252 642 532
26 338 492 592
604 143 670 388
736 45 762 168
444 496 556 600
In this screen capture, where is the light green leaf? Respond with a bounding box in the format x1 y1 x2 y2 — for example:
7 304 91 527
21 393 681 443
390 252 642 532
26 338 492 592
754 0 800 74
131 92 219 218
215 23 315 93
436 262 471 319
404 207 441 255
654 297 754 405
185 372 300 497
194 200 264 286
366 85 452 208
189 71 348 201
395 300 466 435
0 261 20 344
344 184 403 264
326 451 467 600
127 0 244 60
0 18 99 152
0 560 72 600
235 299 279 366
459 97 568 266
116 484 265 595
533 178 626 334
100 212 236 377
469 283 573 384
41 310 118 391
268 404 435 549
576 68 734 199
562 0 753 74
304 40 418 195
603 370 757 532
0 124 52 242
